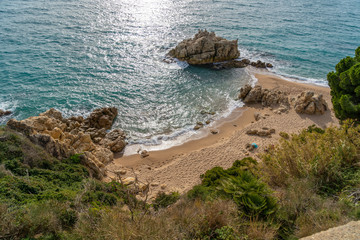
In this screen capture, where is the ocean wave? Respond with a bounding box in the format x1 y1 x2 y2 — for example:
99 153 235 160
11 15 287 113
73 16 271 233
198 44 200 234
123 96 245 155
239 47 328 87
0 100 17 124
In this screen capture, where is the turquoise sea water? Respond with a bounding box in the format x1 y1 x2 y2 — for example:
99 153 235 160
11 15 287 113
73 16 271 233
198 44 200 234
1 0 360 147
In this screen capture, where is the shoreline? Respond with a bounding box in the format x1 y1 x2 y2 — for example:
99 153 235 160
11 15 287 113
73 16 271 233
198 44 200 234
106 72 339 195
115 69 331 161
119 68 329 157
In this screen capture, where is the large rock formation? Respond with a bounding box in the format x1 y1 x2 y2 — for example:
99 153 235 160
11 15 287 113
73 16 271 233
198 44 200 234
166 30 274 69
168 30 240 65
238 84 290 107
294 91 328 115
7 107 126 179
238 84 328 115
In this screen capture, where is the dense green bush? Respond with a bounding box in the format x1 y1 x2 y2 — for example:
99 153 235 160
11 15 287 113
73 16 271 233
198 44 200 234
152 191 180 211
327 46 360 120
188 157 277 219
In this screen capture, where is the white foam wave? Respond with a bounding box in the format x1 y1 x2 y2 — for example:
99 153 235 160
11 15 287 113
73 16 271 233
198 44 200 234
0 100 17 124
58 108 92 119
123 96 245 156
239 47 328 87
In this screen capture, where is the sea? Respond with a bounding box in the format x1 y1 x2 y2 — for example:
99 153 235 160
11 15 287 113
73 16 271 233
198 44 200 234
1 0 360 152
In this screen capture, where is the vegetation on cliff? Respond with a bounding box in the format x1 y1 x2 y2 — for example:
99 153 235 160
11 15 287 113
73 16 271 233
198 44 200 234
1 123 360 239
328 46 360 120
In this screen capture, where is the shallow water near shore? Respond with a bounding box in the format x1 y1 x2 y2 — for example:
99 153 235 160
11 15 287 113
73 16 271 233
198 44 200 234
1 0 360 148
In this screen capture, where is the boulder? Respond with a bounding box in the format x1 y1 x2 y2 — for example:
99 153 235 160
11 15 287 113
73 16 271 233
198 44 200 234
254 112 262 121
239 84 289 107
245 128 274 137
194 123 203 130
7 107 126 179
168 30 240 65
210 129 218 134
212 60 247 70
0 109 12 117
211 58 274 70
140 150 149 158
294 91 328 115
82 107 118 130
246 129 258 135
122 177 135 185
100 129 126 153
239 84 252 99
239 85 328 116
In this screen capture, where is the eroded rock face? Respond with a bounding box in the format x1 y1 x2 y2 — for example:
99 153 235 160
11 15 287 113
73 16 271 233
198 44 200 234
7 107 126 179
294 91 328 115
168 30 240 65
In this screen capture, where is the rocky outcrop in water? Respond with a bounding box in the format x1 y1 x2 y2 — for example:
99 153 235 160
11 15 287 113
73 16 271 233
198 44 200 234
211 59 273 70
238 85 328 115
168 30 240 65
166 30 274 69
0 109 12 117
7 107 126 179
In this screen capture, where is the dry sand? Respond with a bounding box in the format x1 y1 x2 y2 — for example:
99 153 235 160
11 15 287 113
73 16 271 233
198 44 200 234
300 221 360 240
106 73 339 196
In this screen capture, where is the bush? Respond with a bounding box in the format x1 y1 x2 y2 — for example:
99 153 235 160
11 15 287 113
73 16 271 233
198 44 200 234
188 158 277 219
279 131 290 139
152 192 180 211
327 46 360 120
262 124 360 195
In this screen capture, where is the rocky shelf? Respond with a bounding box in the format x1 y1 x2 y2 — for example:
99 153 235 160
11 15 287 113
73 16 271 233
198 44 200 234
7 107 126 179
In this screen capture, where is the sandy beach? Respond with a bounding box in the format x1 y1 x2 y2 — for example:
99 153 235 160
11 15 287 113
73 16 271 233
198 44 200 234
106 72 339 196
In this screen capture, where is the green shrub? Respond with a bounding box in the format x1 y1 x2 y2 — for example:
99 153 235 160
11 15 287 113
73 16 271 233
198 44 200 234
262 124 360 195
214 226 240 240
188 158 277 219
306 124 325 134
59 209 78 229
328 46 360 120
152 192 180 211
279 131 290 139
219 172 277 218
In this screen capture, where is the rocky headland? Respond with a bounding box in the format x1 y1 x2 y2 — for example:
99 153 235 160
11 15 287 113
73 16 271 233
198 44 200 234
167 30 273 69
7 107 126 179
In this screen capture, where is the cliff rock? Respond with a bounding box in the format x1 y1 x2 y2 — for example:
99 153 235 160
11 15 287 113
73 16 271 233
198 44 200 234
7 107 126 179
